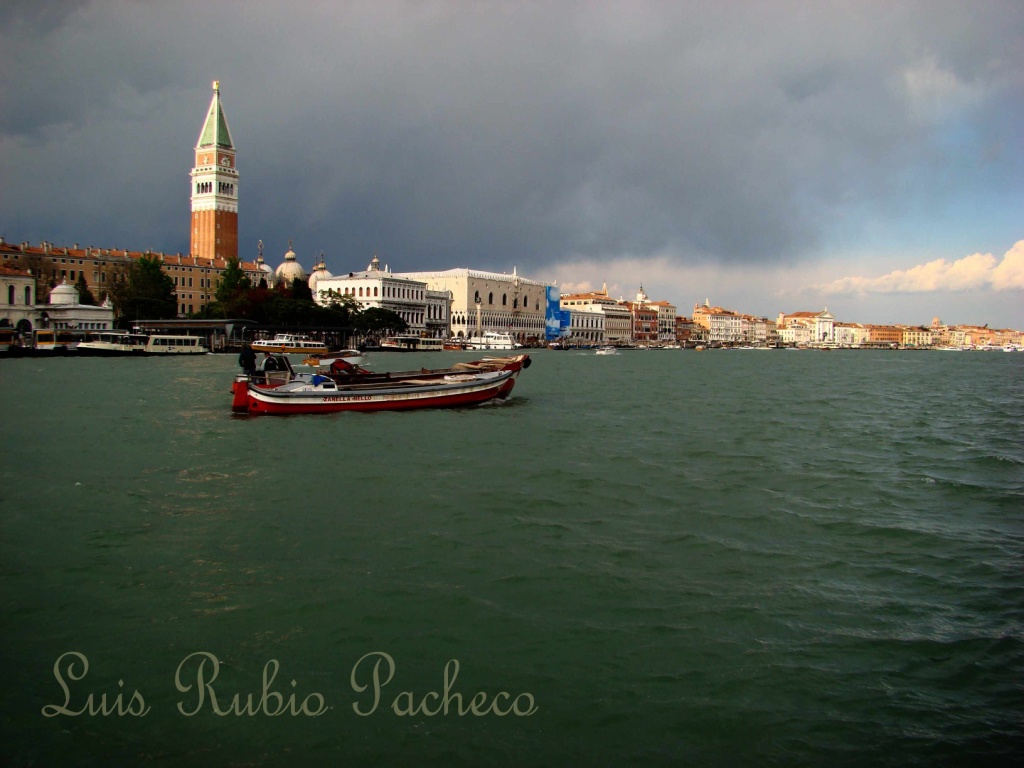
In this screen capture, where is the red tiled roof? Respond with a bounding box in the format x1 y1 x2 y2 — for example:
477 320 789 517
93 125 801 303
0 241 256 270
0 263 32 277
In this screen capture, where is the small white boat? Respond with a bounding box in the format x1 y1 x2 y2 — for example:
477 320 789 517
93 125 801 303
144 335 209 354
595 346 618 355
467 331 517 351
251 334 329 355
76 331 149 356
378 335 444 351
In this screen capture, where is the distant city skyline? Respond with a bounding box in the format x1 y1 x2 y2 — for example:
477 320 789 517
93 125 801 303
2 2 1021 328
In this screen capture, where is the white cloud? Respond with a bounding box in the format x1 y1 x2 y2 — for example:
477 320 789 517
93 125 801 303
820 241 1024 295
902 55 977 120
990 240 1024 291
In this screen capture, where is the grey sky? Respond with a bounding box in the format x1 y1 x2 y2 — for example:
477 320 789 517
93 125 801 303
2 1 1022 325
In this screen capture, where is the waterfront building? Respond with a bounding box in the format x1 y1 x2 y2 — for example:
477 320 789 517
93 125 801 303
777 309 836 346
675 315 694 345
948 325 1010 348
739 315 766 345
930 318 952 347
315 255 433 334
833 322 859 347
561 307 606 345
777 323 809 346
423 288 453 339
391 267 548 343
0 239 261 321
862 324 903 347
988 328 1024 346
692 300 742 344
625 287 658 345
901 326 934 348
1 276 115 333
36 279 115 330
648 299 678 344
560 285 630 344
738 315 777 346
0 264 36 331
190 81 239 263
946 326 972 348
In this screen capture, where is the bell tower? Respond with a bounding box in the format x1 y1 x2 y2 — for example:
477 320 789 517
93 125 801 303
190 80 238 261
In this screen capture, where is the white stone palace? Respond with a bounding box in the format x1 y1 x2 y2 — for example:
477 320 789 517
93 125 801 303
313 255 450 336
389 267 550 343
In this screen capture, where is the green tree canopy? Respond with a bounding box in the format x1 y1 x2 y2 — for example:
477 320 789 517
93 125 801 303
356 307 409 335
215 256 252 304
74 273 96 306
109 255 177 323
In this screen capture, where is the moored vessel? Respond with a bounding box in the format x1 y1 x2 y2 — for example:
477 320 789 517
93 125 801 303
76 331 149 356
251 334 329 355
467 331 517 350
231 354 531 415
144 335 209 354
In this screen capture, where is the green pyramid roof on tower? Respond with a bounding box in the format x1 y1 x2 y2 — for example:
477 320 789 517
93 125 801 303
197 81 234 149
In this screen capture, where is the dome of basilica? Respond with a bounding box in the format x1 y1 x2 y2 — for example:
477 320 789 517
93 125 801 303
255 253 275 288
274 243 307 287
308 252 333 294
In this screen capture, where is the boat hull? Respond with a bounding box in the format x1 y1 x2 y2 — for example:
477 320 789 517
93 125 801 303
252 343 329 354
75 347 150 356
231 354 529 415
233 373 518 415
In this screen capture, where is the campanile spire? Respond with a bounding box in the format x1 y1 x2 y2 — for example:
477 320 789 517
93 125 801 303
190 80 238 261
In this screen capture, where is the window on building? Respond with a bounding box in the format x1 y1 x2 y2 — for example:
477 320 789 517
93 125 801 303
7 286 13 305
25 286 31 305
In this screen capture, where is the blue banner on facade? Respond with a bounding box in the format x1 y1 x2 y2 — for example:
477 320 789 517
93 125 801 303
545 285 561 341
560 310 572 338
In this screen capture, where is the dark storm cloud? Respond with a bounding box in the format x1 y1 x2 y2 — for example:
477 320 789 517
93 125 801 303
2 1 1022 274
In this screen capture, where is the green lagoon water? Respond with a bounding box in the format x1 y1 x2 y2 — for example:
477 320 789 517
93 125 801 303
1 349 1022 766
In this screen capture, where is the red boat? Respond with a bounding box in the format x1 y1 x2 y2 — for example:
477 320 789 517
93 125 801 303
231 354 531 415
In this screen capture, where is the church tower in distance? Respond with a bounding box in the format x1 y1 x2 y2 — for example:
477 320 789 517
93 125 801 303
190 80 238 261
